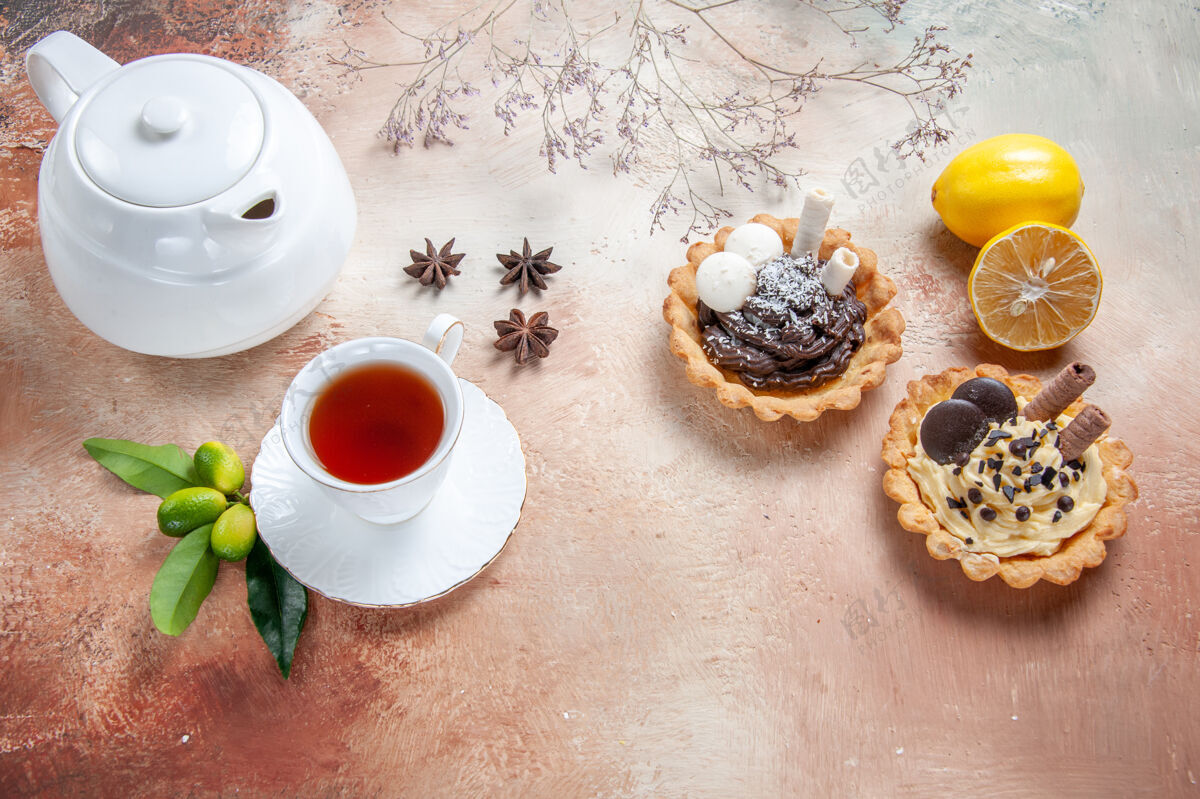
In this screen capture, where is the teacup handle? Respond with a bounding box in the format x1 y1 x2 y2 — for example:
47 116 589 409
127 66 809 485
421 314 463 365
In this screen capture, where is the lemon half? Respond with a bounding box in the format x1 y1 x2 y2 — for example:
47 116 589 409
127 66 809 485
968 222 1102 351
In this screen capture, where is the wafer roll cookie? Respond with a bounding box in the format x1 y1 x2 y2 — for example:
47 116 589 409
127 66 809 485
1057 404 1111 462
791 188 834 259
1023 362 1096 421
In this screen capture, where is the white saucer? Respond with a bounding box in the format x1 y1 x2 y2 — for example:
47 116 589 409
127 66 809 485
250 379 525 607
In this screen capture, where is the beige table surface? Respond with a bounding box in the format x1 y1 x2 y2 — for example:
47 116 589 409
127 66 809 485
2 1 1198 796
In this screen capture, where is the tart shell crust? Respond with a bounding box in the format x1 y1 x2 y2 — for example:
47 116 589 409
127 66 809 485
663 215 905 422
881 364 1138 588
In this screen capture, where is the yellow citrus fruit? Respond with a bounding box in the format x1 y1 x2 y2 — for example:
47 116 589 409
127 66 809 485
210 504 257 562
157 487 229 537
968 222 1102 351
932 133 1084 247
194 441 245 495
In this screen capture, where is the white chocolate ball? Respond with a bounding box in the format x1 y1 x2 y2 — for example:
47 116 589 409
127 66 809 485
722 223 784 269
696 251 757 313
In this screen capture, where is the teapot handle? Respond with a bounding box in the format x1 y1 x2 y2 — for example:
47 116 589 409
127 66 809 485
26 31 119 123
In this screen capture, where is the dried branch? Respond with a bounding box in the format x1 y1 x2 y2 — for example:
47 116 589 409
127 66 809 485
332 0 972 238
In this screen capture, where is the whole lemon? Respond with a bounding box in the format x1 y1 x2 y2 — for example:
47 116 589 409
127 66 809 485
157 487 229 537
210 504 258 562
931 133 1084 248
194 441 245 495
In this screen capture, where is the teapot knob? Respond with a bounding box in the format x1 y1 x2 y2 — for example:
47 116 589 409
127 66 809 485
140 96 188 136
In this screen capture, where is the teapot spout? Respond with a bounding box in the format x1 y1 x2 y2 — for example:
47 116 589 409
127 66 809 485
202 185 285 255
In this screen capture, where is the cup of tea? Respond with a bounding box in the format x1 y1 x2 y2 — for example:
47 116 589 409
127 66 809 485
278 314 465 524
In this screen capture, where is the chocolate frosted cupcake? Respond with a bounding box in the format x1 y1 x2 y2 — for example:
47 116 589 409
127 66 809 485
663 190 904 422
882 363 1137 587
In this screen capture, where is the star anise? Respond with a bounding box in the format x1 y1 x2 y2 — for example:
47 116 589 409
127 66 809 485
497 238 562 295
404 237 465 289
493 309 559 364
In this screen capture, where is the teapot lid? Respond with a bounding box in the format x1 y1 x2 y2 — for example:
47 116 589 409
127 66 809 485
74 57 264 208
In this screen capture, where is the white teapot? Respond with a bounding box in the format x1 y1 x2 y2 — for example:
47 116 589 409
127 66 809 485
26 31 357 358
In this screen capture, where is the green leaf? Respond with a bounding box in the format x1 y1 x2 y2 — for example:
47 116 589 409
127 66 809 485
150 524 219 636
83 438 200 499
246 538 308 678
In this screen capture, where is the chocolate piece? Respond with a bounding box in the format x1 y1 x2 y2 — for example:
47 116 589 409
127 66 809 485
1057 404 1111 462
965 537 974 545
967 488 983 504
979 507 997 522
952 466 962 476
1012 465 1022 477
1052 510 1063 522
1023 362 1096 422
959 510 970 520
919 400 989 465
952 377 1018 425
1001 485 1017 503
947 496 968 510
1015 506 1031 522
1059 472 1071 488
1008 437 1036 459
986 430 1013 444
1057 496 1075 512
992 473 1002 490
1030 463 1043 474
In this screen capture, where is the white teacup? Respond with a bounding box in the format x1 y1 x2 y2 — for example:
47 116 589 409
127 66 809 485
278 315 465 524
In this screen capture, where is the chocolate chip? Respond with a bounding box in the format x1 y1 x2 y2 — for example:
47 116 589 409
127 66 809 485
1059 473 1071 488
919 400 989 465
967 488 983 504
1052 510 1063 522
987 458 1004 471
1046 420 1058 431
952 466 962 476
1009 437 1036 459
959 510 970 520
1012 465 1022 477
1040 467 1057 488
986 430 1013 444
974 480 984 487
1066 458 1083 470
965 537 974 545
1002 485 1016 503
1057 496 1075 512
1030 463 1043 474
1015 505 1031 522
947 496 967 510
992 473 1002 490
951 377 1018 425
954 451 971 467
979 507 997 522
977 459 986 474
1023 477 1036 493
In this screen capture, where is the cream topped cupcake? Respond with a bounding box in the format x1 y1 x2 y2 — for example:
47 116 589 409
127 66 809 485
882 363 1137 587
663 190 904 422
